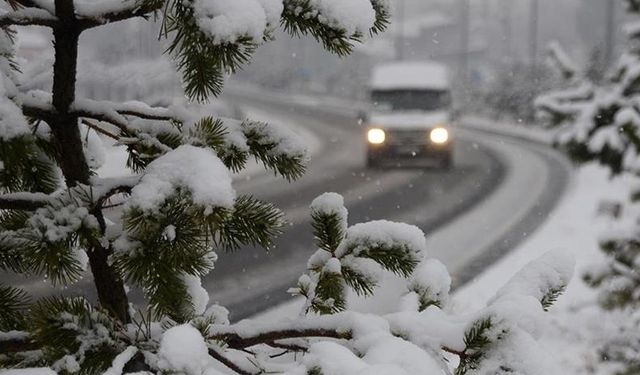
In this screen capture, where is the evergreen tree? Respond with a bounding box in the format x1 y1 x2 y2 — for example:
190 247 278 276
537 1 640 372
0 0 573 373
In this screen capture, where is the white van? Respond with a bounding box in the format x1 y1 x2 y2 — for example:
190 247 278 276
363 61 454 169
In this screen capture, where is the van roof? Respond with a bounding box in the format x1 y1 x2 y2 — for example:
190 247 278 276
370 61 449 91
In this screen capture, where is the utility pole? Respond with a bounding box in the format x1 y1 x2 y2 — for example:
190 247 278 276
395 0 405 61
529 0 539 68
604 0 616 66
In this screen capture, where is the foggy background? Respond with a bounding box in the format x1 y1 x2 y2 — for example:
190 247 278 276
16 0 624 120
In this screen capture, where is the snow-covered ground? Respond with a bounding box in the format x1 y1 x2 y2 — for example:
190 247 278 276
254 161 625 373
455 164 633 374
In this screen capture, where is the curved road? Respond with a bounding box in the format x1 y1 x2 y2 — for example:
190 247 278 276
2 92 571 322
207 92 571 320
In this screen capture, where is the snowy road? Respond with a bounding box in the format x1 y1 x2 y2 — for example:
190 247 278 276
206 92 572 320
1 93 570 322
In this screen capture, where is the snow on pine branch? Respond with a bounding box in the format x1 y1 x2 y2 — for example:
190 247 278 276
0 7 57 27
126 145 235 213
159 0 390 100
192 0 283 44
199 252 573 374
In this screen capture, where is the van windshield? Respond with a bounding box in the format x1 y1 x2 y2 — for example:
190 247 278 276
371 89 451 112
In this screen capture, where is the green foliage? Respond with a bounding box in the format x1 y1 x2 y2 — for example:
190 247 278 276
242 120 307 181
349 244 419 278
120 117 307 182
0 210 29 273
629 0 640 13
584 237 640 310
114 191 217 321
455 317 497 375
0 284 29 330
29 297 123 374
601 337 640 375
213 195 284 251
537 13 640 372
114 190 284 321
0 135 59 194
0 187 99 286
0 0 393 372
411 285 442 311
281 0 389 57
313 271 347 314
296 195 421 314
340 264 376 296
122 124 183 173
311 210 345 254
281 0 362 57
161 0 256 101
540 285 566 311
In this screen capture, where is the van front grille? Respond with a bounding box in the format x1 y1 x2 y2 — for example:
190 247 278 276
386 129 428 145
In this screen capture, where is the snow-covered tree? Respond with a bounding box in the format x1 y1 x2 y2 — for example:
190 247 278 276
0 0 575 373
536 1 640 372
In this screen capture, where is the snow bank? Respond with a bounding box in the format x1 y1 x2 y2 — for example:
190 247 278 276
454 164 634 374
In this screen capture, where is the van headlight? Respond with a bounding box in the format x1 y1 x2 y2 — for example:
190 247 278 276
430 127 449 144
367 128 386 144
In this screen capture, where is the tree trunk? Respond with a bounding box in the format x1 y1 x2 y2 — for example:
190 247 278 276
50 0 131 323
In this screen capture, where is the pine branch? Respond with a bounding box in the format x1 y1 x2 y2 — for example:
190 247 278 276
311 211 346 253
0 8 58 27
162 0 256 101
0 192 50 210
213 195 284 251
207 347 255 375
76 0 164 30
81 119 120 140
540 286 564 311
211 327 351 350
0 333 39 354
455 317 498 375
0 284 29 330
